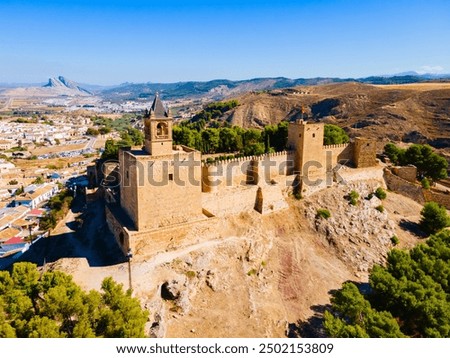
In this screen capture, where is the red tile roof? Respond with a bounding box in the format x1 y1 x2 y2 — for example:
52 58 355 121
4 236 24 245
28 209 44 216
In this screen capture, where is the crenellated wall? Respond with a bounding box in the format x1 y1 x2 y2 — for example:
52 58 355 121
201 151 294 192
322 143 354 170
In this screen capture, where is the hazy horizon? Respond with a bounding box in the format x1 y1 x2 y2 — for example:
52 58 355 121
1 0 449 85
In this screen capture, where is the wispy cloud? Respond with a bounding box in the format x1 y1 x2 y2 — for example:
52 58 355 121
418 65 444 74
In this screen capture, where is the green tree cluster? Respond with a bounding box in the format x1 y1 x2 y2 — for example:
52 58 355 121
190 100 239 128
323 282 405 337
0 263 148 337
32 176 44 185
324 229 450 337
86 127 100 136
100 127 143 161
323 124 350 145
174 121 346 156
384 143 448 181
39 190 74 231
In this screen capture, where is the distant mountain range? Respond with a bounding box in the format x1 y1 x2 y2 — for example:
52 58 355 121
1 73 449 101
100 73 450 101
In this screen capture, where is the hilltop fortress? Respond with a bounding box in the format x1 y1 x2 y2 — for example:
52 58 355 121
105 95 377 255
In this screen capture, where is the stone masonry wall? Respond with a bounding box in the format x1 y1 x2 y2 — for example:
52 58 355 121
201 151 293 193
383 168 425 204
392 165 417 183
322 143 354 170
424 189 450 210
105 205 131 255
354 138 378 168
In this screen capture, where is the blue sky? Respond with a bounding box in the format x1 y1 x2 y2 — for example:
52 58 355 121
0 0 449 84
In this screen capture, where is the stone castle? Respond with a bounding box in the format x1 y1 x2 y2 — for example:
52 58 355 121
105 95 377 255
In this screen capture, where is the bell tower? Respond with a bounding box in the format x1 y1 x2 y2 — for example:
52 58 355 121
144 93 173 156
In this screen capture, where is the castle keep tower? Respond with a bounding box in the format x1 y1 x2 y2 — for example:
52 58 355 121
118 95 203 234
288 120 326 184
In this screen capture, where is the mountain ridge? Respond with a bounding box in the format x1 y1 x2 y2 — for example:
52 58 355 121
100 74 450 101
2 72 450 100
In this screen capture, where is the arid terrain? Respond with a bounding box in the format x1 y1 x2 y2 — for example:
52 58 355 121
21 168 426 338
3 81 448 337
225 82 450 154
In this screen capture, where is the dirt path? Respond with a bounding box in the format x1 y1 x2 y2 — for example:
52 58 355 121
133 236 242 275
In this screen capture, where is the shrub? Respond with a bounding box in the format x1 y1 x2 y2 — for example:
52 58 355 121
420 202 450 235
32 176 44 184
390 235 399 246
185 271 196 279
8 179 18 185
421 177 431 189
348 190 359 205
375 205 384 213
247 269 257 276
374 187 387 200
316 208 331 219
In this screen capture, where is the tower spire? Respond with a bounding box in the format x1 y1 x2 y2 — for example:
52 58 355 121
144 94 173 155
149 92 168 118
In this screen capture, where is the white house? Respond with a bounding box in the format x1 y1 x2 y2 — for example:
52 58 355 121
14 184 59 209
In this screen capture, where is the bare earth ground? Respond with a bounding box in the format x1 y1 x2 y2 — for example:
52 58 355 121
29 143 87 156
12 175 425 338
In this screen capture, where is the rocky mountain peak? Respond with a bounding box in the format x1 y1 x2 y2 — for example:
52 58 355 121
43 76 92 95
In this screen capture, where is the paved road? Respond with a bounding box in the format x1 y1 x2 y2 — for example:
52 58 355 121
84 136 97 150
1 97 13 110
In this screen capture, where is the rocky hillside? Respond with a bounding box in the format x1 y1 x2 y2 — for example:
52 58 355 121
222 82 450 151
40 173 424 338
43 76 92 95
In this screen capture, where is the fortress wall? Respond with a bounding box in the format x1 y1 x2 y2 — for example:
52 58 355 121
201 151 293 192
202 186 259 217
120 150 139 228
257 184 289 213
256 151 295 183
105 205 131 255
127 218 214 257
423 189 450 210
298 175 329 197
392 165 417 183
202 159 252 192
383 168 425 204
337 166 385 185
384 168 450 209
322 143 354 170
